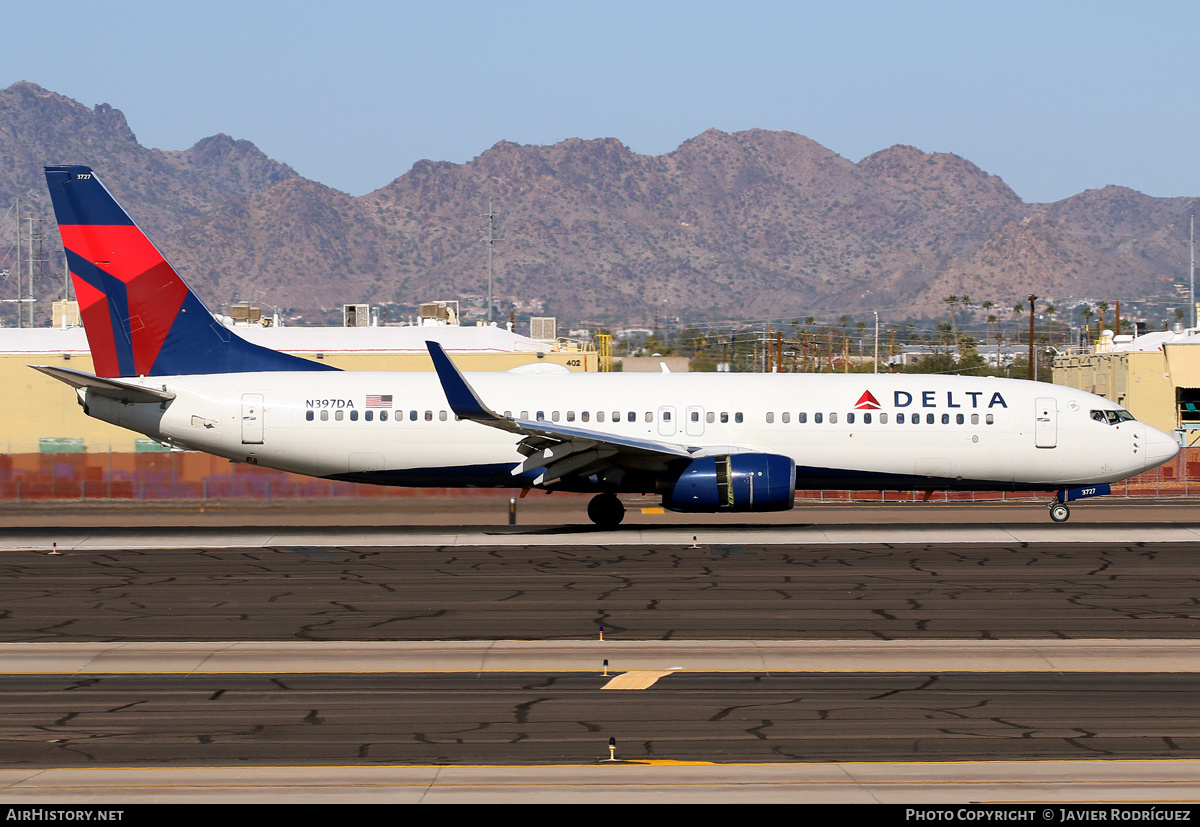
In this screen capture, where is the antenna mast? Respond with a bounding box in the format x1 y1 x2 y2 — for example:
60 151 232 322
482 198 496 323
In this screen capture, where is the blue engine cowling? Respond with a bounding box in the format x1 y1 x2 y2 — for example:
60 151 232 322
662 453 796 512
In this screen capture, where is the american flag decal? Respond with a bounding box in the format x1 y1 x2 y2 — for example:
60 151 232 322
366 394 393 408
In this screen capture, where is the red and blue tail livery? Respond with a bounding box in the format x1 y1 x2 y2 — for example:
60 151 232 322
44 165 334 377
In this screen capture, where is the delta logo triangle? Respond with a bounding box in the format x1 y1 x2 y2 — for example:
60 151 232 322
855 390 881 410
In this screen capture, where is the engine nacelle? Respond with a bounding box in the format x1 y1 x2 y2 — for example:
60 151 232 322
662 453 796 512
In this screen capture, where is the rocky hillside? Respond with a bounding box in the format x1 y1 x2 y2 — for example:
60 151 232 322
1 81 1195 326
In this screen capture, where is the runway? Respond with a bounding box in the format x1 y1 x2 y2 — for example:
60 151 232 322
3 540 1200 640
3 508 1200 802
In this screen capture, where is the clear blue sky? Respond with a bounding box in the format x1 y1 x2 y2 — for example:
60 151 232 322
4 0 1197 203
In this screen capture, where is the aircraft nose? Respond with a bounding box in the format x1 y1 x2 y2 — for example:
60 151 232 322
1143 427 1180 471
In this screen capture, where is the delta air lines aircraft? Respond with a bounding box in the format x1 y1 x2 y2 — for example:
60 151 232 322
36 165 1179 526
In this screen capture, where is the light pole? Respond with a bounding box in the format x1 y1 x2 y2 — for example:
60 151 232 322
873 311 879 374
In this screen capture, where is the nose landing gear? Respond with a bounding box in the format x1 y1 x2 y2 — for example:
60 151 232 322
1048 501 1070 523
587 493 625 528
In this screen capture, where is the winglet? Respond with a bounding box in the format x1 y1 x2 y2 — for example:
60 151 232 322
426 341 505 423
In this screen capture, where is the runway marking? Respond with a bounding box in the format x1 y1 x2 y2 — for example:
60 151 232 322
602 670 677 689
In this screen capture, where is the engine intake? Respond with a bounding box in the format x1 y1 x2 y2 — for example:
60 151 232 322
663 453 796 512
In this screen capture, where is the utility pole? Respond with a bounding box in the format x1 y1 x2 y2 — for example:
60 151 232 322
481 198 497 323
26 216 47 328
1191 215 1195 329
1027 294 1037 380
872 311 879 374
14 197 19 328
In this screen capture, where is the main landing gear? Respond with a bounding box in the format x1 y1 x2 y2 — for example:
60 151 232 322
1048 501 1070 523
587 493 625 528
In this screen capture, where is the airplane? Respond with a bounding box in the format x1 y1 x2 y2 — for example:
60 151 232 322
35 164 1179 527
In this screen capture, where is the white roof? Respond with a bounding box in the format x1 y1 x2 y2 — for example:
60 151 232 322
0 323 552 356
1108 327 1200 353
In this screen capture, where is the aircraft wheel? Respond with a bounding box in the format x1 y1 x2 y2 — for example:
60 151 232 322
587 493 625 528
1049 503 1070 523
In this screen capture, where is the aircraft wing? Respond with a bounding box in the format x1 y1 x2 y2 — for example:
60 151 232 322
427 341 695 486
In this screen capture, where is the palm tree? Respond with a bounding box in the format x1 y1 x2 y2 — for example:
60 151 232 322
979 300 994 346
1079 306 1095 344
1044 304 1057 347
944 296 960 347
1012 302 1025 344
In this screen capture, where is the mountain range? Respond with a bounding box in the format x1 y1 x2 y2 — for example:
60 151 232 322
1 80 1194 328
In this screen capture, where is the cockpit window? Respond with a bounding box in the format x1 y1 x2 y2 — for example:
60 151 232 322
1092 409 1135 425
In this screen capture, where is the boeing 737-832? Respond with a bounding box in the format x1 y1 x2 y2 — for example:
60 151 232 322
36 165 1179 526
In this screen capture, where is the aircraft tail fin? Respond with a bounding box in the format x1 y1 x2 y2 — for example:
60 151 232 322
43 165 335 377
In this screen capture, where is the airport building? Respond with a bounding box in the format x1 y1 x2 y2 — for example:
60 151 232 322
1053 328 1200 446
1 306 598 453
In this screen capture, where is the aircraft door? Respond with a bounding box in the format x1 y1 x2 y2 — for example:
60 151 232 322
241 393 264 444
1034 397 1057 448
685 406 705 437
658 406 677 436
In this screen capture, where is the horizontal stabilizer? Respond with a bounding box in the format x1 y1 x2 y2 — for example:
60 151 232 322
30 365 176 403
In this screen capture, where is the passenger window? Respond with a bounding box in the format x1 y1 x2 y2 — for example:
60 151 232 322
351 410 359 421
814 412 822 424
521 411 529 420
956 413 964 424
306 411 314 421
644 412 653 422
627 412 635 422
798 412 807 424
662 411 671 421
782 412 790 423
986 414 994 425
864 413 872 424
720 412 729 424
766 412 774 424
879 413 887 424
425 410 433 421
335 410 345 421
847 412 856 424
897 413 905 424
440 411 448 421
552 411 560 422
941 413 950 424
735 412 743 423
597 412 605 422
410 410 418 421
581 411 590 422
926 413 935 424
537 411 545 420
706 412 715 423
971 414 978 425
567 411 575 422
364 411 372 422
320 410 329 422
381 411 389 422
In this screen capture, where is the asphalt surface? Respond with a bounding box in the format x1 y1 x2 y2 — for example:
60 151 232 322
4 672 1199 767
3 542 1200 641
5 509 1200 801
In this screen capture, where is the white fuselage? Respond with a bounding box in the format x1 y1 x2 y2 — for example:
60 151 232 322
78 369 1179 495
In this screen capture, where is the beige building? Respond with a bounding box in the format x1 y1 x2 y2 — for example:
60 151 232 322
1053 329 1200 445
1 324 597 453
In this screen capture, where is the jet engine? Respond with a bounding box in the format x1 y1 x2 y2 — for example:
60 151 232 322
662 453 796 512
